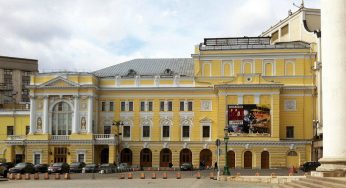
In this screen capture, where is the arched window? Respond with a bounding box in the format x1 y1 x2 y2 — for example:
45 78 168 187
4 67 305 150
52 102 72 135
242 61 254 74
264 62 274 76
285 61 295 76
202 62 212 77
223 62 234 76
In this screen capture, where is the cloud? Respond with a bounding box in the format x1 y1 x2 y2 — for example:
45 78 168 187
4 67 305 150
0 0 320 71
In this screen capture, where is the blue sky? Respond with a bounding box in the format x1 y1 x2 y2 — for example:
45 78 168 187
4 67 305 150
0 0 320 71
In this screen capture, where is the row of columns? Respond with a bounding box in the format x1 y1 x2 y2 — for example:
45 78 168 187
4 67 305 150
29 95 94 135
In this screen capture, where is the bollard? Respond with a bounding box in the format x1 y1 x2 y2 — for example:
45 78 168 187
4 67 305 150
55 173 60 180
44 172 50 180
255 172 260 176
16 173 22 180
64 173 71 180
119 174 125 179
34 173 39 180
162 172 167 179
8 173 15 180
176 172 181 179
196 171 201 179
140 172 145 179
209 172 214 179
151 172 156 179
128 173 133 179
25 173 31 180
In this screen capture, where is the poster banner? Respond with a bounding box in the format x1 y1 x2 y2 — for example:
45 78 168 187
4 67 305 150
227 104 271 134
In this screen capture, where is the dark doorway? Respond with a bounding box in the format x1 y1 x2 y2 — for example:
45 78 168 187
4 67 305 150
199 149 212 168
15 154 24 163
120 148 132 166
244 151 252 169
179 148 192 165
101 148 109 164
54 147 67 163
140 148 152 167
227 150 236 168
261 151 270 169
160 148 172 167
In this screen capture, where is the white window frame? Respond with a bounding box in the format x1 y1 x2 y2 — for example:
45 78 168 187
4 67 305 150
202 62 212 77
181 125 191 141
141 125 151 141
222 60 234 76
241 60 255 74
120 101 134 112
32 151 42 165
122 125 131 141
262 59 275 76
284 60 296 76
76 150 86 163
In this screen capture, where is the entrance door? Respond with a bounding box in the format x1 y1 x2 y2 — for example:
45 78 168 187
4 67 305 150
180 148 192 165
101 148 109 164
261 151 269 169
199 149 212 168
160 148 172 167
140 148 152 167
54 147 67 163
286 151 299 168
244 151 252 169
227 151 235 168
120 148 132 166
15 154 24 163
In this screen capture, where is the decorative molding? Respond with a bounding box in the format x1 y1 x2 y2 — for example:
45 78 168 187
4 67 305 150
199 117 213 123
200 100 212 111
163 142 169 149
284 100 297 111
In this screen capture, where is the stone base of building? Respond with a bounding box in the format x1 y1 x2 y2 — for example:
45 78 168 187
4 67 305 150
312 157 346 177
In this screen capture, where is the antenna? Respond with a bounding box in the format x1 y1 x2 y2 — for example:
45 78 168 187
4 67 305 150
293 0 304 9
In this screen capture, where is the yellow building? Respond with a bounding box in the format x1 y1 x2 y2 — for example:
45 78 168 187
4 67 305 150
0 35 316 169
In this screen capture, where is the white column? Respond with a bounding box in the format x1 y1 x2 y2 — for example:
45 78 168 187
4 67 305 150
29 96 36 134
87 96 93 134
318 0 346 172
42 96 49 134
72 96 80 134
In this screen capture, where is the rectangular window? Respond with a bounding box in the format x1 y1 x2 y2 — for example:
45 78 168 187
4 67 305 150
34 153 41 165
168 101 173 111
160 101 165 111
7 126 14 135
26 126 30 135
180 101 185 111
281 24 289 36
202 126 210 138
128 101 134 111
148 101 153 111
188 101 193 111
104 126 111 134
78 154 85 163
182 126 190 138
286 126 294 138
162 126 170 138
121 102 126 111
140 101 145 111
271 30 279 42
109 102 114 111
123 126 130 138
143 126 150 137
101 102 106 111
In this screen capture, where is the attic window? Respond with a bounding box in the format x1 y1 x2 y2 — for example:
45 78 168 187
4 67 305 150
271 31 279 42
163 69 173 75
127 69 137 77
281 24 289 36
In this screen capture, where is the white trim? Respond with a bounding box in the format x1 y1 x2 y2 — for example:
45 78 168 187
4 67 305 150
122 125 132 141
202 62 212 77
0 111 30 116
201 123 211 141
221 60 234 76
281 94 313 97
241 60 254 74
192 52 314 60
32 151 42 165
76 150 86 163
100 94 217 98
284 60 296 76
262 59 275 76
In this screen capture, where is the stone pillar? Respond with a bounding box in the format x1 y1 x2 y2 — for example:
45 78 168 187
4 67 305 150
317 0 346 174
87 96 93 134
42 96 49 134
72 96 80 134
29 96 36 134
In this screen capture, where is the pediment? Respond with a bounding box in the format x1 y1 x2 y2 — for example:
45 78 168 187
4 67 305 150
199 117 213 123
39 76 79 88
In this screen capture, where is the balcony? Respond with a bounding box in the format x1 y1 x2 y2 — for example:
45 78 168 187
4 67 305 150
51 135 70 140
7 135 27 140
93 134 115 140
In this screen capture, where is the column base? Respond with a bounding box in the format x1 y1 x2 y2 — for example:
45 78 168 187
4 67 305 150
312 157 346 177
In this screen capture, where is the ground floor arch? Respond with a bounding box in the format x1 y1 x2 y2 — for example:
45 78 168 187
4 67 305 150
286 150 299 168
199 149 212 168
140 148 152 167
261 151 269 169
244 151 252 169
227 150 235 168
160 148 172 167
180 148 192 165
120 148 132 166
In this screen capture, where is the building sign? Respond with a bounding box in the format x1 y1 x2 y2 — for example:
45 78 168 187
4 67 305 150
227 104 271 134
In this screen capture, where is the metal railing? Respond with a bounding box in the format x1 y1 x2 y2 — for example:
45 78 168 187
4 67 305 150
93 134 115 140
51 135 70 140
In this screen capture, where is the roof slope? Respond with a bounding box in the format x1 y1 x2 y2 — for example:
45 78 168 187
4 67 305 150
93 58 194 77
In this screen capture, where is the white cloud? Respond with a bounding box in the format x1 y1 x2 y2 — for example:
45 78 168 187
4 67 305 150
0 0 320 72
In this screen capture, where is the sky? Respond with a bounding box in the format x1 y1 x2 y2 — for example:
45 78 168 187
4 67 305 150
0 0 320 72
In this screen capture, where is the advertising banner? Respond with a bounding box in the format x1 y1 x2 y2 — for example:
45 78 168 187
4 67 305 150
227 104 271 134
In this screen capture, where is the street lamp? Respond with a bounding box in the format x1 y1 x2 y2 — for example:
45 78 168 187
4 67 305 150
112 120 124 165
223 127 230 175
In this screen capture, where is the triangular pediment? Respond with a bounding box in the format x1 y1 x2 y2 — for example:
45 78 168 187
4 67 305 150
39 76 79 88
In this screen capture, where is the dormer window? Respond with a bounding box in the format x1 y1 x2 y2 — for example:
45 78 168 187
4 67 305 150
127 69 137 77
163 69 173 75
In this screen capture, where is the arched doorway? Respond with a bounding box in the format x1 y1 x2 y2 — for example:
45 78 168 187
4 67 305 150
160 148 172 167
244 151 252 169
261 151 269 169
140 148 152 167
180 148 192 165
199 149 212 168
286 150 299 168
227 150 235 168
100 148 109 164
120 148 132 166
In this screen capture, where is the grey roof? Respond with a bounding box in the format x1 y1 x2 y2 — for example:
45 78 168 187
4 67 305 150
93 58 194 78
